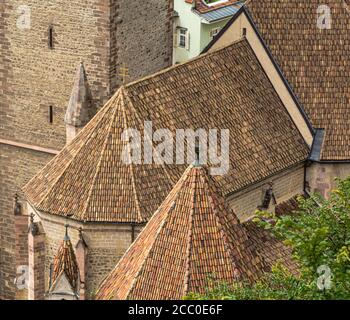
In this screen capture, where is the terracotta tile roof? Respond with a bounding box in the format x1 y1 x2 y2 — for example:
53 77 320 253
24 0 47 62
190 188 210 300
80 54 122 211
23 38 309 223
243 219 298 275
245 0 350 161
50 230 80 292
187 0 242 13
274 195 302 217
95 165 297 300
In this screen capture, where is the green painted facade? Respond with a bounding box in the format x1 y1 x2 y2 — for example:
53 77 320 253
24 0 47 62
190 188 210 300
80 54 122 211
173 0 232 64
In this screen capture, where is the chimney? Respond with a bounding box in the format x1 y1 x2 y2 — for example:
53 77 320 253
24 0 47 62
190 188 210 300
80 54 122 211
28 213 46 300
64 61 95 144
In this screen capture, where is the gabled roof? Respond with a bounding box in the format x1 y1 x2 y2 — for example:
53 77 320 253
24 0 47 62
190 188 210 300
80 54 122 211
245 0 350 160
209 0 350 161
95 165 296 300
23 38 309 223
50 229 79 293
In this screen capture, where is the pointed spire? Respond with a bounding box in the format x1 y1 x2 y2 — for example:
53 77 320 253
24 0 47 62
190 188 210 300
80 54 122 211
96 165 266 300
64 224 70 241
65 61 95 128
50 225 80 294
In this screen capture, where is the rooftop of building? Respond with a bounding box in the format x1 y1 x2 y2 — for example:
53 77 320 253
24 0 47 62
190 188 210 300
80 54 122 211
186 0 243 14
95 164 297 300
23 38 310 223
207 0 350 161
49 226 80 294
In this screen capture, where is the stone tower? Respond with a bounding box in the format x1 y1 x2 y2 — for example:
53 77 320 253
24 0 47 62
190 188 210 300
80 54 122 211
0 0 173 299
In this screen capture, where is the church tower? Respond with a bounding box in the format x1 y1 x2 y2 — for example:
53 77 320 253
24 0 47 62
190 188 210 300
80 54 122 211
0 0 173 299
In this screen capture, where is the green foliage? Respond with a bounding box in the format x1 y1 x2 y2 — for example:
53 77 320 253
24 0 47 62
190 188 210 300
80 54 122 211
185 177 350 300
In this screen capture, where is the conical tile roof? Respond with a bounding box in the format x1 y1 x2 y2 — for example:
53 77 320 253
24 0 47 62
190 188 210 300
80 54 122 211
24 87 177 222
95 165 274 300
50 227 80 292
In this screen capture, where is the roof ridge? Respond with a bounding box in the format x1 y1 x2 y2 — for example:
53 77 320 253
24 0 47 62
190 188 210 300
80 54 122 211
119 87 143 223
124 206 173 299
122 86 176 186
80 90 124 221
34 95 117 210
182 165 196 296
123 166 193 298
203 168 244 275
125 37 247 89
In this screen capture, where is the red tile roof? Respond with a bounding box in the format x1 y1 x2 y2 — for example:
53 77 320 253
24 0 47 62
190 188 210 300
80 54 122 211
23 38 309 223
245 0 350 160
50 231 79 292
95 165 297 300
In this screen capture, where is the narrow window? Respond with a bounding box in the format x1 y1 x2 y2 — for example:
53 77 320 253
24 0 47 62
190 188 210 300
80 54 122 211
210 27 222 38
48 26 54 49
178 28 188 49
242 28 247 36
49 106 53 123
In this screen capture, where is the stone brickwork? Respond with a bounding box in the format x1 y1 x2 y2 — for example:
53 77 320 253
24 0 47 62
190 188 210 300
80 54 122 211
23 163 306 300
0 144 53 299
227 164 305 222
27 205 143 300
0 0 172 299
28 224 46 300
14 213 29 300
306 163 350 198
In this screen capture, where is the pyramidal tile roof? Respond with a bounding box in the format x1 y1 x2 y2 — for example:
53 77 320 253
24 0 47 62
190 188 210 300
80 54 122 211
23 38 309 223
65 62 95 127
244 0 350 160
95 165 296 300
50 228 80 292
23 87 177 223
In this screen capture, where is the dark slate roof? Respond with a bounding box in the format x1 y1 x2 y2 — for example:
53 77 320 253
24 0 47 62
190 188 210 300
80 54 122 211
309 129 325 162
195 3 243 23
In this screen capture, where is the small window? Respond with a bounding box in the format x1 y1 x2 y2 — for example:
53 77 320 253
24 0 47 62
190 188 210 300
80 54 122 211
242 28 247 36
178 28 188 49
210 27 222 38
48 26 54 49
49 106 53 123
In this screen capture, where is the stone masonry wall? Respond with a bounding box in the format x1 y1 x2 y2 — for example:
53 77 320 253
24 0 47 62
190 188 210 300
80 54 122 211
110 0 173 90
306 163 350 198
0 144 53 299
0 0 172 299
227 164 305 222
28 206 143 300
